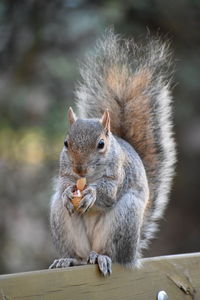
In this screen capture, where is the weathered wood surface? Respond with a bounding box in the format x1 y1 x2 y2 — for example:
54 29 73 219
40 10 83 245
0 252 199 300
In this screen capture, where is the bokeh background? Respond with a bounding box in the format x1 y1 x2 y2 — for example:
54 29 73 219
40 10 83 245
0 0 200 275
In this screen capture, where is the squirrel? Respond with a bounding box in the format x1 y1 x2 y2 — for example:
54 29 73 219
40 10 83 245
49 30 176 276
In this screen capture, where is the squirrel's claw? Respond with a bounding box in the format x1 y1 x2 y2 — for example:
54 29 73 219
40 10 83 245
49 258 81 269
62 186 75 215
77 186 96 214
88 251 112 276
98 254 112 276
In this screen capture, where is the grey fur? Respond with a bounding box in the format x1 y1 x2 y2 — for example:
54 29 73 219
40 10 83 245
50 30 176 275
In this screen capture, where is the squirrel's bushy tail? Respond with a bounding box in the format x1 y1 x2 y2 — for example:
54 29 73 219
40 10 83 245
76 30 176 250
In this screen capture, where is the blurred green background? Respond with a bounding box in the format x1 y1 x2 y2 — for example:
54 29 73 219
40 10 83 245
0 0 200 274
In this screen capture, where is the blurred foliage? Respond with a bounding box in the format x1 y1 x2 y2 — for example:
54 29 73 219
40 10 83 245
0 0 200 274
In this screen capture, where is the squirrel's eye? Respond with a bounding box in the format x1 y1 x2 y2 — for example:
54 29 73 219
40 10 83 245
64 140 68 148
97 139 105 150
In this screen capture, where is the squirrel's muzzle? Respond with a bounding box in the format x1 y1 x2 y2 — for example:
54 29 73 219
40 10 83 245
73 164 87 176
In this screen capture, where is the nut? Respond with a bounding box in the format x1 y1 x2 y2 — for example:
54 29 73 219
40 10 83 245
71 177 86 209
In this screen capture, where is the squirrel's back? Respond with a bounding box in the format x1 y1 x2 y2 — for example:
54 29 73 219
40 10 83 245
75 30 176 250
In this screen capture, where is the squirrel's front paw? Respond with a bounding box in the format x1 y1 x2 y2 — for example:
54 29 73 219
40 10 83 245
62 186 75 215
77 186 96 214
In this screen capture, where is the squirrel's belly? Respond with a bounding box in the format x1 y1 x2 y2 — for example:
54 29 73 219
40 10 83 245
83 209 115 253
65 210 113 258
65 214 91 259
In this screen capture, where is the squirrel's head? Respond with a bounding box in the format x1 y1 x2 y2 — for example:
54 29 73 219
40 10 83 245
63 107 111 177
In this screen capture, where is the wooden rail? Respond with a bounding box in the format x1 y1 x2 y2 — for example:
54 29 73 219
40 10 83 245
0 252 199 300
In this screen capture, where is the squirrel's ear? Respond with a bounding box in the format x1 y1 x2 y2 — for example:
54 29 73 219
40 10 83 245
67 107 77 125
101 109 110 133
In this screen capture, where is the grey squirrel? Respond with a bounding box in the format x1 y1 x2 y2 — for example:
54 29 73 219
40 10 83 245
49 30 176 275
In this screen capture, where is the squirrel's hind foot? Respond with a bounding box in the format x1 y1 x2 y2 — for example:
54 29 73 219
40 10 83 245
87 251 112 276
49 257 85 269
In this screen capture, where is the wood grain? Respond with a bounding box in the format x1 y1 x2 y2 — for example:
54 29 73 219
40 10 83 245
0 252 199 300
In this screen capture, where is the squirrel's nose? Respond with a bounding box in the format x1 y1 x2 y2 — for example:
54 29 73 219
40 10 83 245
73 164 87 176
